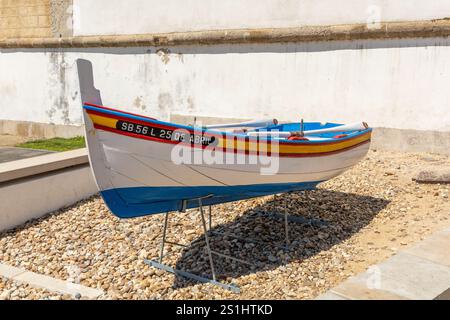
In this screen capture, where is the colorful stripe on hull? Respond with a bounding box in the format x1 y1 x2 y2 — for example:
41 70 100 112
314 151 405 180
84 104 372 158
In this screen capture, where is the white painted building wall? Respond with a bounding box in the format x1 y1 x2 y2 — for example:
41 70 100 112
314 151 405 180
1 37 450 132
1 0 450 141
73 0 450 36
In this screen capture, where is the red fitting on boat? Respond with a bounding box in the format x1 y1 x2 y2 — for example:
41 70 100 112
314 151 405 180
333 134 348 139
288 135 309 141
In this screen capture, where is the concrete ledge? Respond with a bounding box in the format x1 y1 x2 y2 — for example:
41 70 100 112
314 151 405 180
0 149 97 232
0 264 26 279
2 19 450 48
0 262 103 299
371 127 450 155
0 119 84 140
170 113 249 126
0 148 89 183
0 163 97 232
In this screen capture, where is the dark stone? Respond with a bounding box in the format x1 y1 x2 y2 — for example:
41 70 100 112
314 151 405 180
413 168 450 184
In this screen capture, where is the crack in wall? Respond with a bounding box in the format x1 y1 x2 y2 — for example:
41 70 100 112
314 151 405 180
47 52 70 125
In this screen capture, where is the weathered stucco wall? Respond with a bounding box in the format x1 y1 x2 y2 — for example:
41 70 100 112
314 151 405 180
1 1 450 153
1 37 450 133
50 0 72 38
72 0 450 36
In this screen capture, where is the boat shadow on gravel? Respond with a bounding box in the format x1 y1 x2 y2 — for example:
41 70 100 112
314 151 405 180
171 189 390 289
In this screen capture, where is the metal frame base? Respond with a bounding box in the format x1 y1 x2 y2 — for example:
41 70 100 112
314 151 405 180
144 192 327 293
144 259 240 293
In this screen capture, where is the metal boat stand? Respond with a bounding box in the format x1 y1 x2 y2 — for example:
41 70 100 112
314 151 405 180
144 195 242 293
144 192 328 293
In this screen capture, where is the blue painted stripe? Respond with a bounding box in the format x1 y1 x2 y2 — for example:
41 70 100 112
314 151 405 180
84 104 199 132
84 104 372 144
100 181 322 218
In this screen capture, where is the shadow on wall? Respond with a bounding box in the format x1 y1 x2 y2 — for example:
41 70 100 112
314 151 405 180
170 189 390 289
2 36 450 55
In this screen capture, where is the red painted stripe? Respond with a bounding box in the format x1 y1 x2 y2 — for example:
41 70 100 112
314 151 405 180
84 102 157 120
86 109 177 131
93 123 198 147
275 140 370 157
93 124 370 158
87 108 371 147
88 109 219 141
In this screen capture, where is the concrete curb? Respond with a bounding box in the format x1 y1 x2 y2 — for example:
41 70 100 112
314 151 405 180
0 262 103 299
0 149 97 232
316 226 450 300
0 119 84 141
0 148 89 183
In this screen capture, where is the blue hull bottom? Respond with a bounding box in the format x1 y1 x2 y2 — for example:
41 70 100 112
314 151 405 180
100 181 322 218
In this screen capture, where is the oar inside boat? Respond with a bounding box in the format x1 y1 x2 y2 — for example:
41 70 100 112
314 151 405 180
247 122 369 138
205 118 278 129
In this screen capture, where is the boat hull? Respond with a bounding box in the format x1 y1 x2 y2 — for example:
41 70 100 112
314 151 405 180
82 104 371 218
101 181 321 217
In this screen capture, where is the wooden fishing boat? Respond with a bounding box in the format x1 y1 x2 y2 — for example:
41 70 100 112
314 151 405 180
78 59 372 219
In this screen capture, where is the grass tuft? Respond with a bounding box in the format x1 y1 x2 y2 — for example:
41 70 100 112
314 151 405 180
16 136 86 152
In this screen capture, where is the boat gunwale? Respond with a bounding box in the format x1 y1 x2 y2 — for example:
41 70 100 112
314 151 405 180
92 123 369 158
83 103 372 146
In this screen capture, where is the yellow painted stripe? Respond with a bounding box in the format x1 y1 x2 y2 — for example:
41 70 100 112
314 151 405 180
89 114 118 129
89 112 371 154
280 132 371 153
217 132 371 154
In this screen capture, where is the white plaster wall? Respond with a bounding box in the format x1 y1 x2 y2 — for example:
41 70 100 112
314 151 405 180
1 37 450 132
73 0 450 36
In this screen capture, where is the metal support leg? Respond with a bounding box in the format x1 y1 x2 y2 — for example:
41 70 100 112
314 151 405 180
199 199 217 281
284 210 290 249
208 205 212 231
284 195 290 249
159 212 170 263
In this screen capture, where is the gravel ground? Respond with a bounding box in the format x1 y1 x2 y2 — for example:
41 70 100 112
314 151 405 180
0 150 449 300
